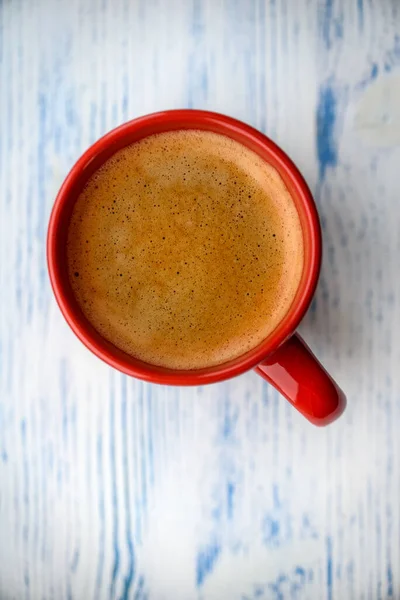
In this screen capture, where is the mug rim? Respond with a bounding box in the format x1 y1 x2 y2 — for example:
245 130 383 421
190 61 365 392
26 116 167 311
47 109 322 385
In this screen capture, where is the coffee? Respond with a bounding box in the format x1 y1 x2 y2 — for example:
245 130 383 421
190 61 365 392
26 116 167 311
67 130 304 369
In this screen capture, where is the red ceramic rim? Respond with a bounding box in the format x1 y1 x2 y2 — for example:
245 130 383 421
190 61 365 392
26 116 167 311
47 110 322 385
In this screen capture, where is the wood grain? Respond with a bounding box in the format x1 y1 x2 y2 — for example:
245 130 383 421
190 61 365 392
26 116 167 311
0 1 399 598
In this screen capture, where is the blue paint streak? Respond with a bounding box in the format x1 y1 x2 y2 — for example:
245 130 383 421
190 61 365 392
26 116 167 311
37 91 46 240
21 419 28 503
211 505 222 522
357 0 364 29
384 34 400 71
122 73 128 119
70 549 79 573
316 83 338 181
257 0 266 133
133 575 146 600
267 0 278 137
191 0 204 37
196 542 221 587
226 482 235 519
326 536 333 600
0 7 3 64
375 504 382 595
59 359 68 442
301 514 318 540
387 564 393 597
139 385 147 511
262 515 280 547
40 426 49 562
221 398 238 440
320 0 333 49
268 573 289 599
187 0 208 108
26 183 34 323
121 376 135 600
250 585 263 598
101 81 107 132
334 17 343 40
261 380 271 407
109 377 120 600
132 401 142 545
273 484 281 508
5 48 14 174
95 434 105 596
292 567 306 594
358 63 378 89
146 384 154 487
236 0 257 123
90 102 98 144
16 243 22 310
37 80 50 312
21 418 30 595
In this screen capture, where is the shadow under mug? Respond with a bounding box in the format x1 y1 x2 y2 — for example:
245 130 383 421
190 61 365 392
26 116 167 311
47 110 346 426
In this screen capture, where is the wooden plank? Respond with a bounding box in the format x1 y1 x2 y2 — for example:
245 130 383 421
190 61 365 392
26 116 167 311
0 0 399 598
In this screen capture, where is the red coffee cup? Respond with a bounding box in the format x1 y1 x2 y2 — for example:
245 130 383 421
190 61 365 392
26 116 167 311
47 110 346 426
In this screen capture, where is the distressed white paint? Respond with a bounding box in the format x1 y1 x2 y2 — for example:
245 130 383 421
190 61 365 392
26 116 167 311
0 1 400 599
354 74 400 147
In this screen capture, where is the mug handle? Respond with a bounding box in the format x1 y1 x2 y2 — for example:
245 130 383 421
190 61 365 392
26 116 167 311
254 333 346 426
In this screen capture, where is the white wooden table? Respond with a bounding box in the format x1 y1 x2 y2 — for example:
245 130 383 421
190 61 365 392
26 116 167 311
1 1 400 598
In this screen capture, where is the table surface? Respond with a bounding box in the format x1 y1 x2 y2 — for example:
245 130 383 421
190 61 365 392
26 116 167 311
1 1 400 599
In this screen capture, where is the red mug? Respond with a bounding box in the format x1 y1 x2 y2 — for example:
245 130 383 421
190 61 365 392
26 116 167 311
47 110 346 426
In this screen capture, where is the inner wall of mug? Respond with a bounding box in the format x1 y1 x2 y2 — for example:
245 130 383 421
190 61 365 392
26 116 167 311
49 112 320 381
